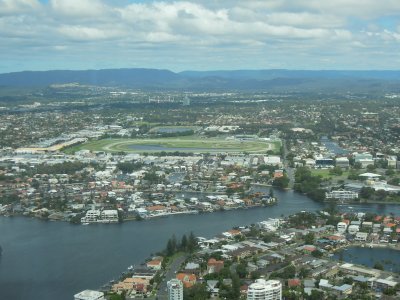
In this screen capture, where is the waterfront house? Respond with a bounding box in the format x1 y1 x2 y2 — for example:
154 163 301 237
372 277 399 292
146 259 162 270
355 232 368 241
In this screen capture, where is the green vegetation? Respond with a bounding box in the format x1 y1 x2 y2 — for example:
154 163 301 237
165 232 198 256
183 283 210 300
294 167 326 202
116 161 144 173
272 174 290 189
310 168 349 179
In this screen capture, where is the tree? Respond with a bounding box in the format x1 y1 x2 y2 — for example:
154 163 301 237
117 161 144 173
280 265 296 279
165 234 177 256
251 270 261 280
236 262 247 278
304 233 315 245
343 277 354 284
360 187 374 199
269 188 274 198
299 267 310 279
230 274 241 300
183 283 209 300
373 262 384 270
309 289 324 300
311 250 323 258
180 234 188 251
383 287 397 296
273 175 290 189
187 231 198 253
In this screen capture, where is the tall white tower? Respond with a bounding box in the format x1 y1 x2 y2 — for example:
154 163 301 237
167 278 183 300
183 95 191 106
247 279 282 300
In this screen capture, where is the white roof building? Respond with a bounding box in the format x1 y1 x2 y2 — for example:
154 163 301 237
247 279 282 300
74 290 105 300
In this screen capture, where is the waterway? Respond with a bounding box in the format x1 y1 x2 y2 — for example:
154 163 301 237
333 247 400 273
1 190 400 300
321 136 349 155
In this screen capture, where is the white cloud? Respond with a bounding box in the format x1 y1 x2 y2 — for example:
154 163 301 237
1 0 400 72
50 0 109 18
58 25 124 41
0 0 40 16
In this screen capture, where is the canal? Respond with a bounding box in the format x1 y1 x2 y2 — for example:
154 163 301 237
333 246 400 273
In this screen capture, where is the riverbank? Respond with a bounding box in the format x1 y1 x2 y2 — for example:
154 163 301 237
100 209 400 299
333 245 400 274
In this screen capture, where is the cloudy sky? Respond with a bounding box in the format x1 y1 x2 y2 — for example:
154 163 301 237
1 0 400 73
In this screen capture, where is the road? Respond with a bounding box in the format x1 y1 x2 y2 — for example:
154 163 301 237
156 254 188 300
282 139 295 188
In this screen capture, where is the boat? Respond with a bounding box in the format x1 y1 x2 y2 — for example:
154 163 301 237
82 222 89 225
128 265 134 271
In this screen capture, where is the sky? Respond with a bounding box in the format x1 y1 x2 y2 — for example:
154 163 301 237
1 0 400 73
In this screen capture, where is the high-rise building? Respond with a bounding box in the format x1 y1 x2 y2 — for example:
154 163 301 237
247 279 282 300
182 95 191 106
167 278 183 300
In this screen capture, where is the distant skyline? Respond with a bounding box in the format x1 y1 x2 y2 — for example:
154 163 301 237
1 0 400 73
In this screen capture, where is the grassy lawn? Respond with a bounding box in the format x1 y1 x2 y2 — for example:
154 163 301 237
311 169 349 180
64 137 281 154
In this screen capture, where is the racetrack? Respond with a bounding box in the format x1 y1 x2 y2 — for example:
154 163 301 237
68 137 281 154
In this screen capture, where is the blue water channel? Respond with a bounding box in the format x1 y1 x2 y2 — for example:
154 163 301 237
1 189 400 299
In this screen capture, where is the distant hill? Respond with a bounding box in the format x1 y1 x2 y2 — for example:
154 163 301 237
0 68 180 88
180 69 400 80
0 68 400 92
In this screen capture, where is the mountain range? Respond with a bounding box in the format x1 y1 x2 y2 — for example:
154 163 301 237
1 68 400 92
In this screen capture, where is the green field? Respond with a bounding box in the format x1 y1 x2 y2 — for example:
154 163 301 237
311 169 349 179
65 137 281 154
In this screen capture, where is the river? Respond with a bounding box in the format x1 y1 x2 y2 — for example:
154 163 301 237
1 189 400 300
333 247 400 273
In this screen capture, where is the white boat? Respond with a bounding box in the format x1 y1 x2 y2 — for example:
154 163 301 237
82 222 89 225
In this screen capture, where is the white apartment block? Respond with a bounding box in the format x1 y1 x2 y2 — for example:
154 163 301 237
247 279 282 300
167 279 183 300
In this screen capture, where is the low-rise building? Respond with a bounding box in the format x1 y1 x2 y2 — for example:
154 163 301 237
355 232 368 241
74 290 105 300
326 190 358 201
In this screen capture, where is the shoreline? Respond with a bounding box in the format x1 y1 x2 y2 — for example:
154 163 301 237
0 201 279 224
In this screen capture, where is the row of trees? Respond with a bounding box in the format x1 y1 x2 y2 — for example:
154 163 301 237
165 232 198 256
27 161 89 175
116 161 144 173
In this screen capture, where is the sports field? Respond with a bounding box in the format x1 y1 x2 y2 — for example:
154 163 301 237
66 137 281 154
